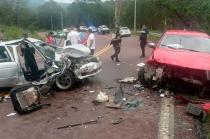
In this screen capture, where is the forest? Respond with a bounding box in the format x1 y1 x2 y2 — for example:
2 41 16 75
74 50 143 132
0 0 210 33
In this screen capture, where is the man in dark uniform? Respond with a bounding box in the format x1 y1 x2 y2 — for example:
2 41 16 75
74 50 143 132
110 29 122 62
139 25 149 58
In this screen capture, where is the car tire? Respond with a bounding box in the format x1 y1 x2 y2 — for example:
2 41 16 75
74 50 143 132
55 70 75 90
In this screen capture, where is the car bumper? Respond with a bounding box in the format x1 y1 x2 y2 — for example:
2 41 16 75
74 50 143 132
75 61 102 79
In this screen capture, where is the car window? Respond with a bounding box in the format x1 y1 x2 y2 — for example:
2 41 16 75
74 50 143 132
0 46 12 63
34 41 55 60
161 35 210 53
6 45 14 59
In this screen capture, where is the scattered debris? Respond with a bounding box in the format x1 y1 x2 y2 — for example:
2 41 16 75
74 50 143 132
94 91 109 103
160 94 165 97
122 98 142 111
57 117 102 129
111 117 123 125
133 84 144 91
106 95 122 109
6 112 16 117
116 63 120 66
118 77 136 83
71 106 79 112
114 85 125 104
89 90 95 93
186 103 207 122
137 63 145 67
103 86 116 89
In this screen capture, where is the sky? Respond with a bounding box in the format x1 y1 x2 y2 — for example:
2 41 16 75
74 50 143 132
45 0 107 3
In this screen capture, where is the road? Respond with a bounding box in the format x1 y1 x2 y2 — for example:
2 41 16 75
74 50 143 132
0 34 198 139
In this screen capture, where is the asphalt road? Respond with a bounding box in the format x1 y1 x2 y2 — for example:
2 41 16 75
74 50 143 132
0 34 198 139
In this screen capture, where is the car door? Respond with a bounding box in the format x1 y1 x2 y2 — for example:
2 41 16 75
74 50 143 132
0 45 19 87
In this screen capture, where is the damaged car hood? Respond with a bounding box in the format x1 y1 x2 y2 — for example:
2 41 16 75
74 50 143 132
61 44 91 58
148 48 210 70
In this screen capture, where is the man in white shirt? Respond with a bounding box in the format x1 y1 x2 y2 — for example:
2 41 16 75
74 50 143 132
67 26 80 45
87 29 95 55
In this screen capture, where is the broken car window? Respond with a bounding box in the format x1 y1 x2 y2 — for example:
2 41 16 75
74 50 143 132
0 46 12 63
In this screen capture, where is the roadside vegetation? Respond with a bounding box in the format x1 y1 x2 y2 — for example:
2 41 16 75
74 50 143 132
1 0 210 39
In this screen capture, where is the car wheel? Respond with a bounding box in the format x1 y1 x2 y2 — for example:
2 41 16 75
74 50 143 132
55 70 75 90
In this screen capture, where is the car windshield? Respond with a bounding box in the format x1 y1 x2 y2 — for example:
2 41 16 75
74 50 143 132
121 27 129 30
160 35 210 53
33 41 56 60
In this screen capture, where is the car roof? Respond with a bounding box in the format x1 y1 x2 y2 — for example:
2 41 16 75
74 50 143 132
165 30 209 38
3 37 40 45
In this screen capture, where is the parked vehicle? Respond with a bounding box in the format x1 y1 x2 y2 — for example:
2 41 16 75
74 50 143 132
88 26 98 32
98 25 110 35
119 27 131 37
0 37 102 90
79 26 88 32
138 30 210 90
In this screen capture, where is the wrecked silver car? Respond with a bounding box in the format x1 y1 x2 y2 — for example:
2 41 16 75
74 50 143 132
0 38 102 90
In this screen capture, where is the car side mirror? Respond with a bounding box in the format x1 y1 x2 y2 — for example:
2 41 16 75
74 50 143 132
148 42 156 48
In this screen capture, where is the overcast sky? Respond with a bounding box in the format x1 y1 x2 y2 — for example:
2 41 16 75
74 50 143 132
46 0 106 3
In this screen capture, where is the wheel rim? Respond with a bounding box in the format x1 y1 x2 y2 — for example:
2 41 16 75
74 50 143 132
56 73 72 89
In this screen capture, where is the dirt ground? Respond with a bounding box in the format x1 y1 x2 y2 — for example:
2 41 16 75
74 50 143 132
0 34 202 139
0 81 161 139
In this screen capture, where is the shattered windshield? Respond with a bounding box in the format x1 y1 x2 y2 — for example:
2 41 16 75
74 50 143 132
160 35 210 53
33 41 55 60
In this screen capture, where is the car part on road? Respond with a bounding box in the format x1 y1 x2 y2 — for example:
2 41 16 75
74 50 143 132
122 98 142 111
118 77 136 84
111 117 123 125
94 91 109 103
57 116 102 129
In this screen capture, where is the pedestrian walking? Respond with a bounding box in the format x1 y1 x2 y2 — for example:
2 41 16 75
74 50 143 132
139 25 149 58
0 30 5 42
67 26 80 45
87 29 96 55
110 29 122 62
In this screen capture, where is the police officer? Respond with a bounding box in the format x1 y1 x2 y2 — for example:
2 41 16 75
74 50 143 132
139 25 149 58
110 29 122 62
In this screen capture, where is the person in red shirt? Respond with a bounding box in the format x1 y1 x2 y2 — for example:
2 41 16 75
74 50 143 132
45 32 55 45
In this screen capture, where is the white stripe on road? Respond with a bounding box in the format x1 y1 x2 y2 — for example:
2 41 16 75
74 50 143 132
158 97 174 139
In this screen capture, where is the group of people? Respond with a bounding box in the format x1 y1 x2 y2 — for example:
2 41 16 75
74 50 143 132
44 25 149 60
66 26 96 55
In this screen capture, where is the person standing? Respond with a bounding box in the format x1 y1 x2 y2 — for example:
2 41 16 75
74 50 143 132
45 32 55 45
67 26 80 45
87 29 96 55
139 25 149 58
0 30 5 42
110 29 122 62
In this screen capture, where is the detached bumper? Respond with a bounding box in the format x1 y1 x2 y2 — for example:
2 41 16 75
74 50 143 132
75 61 102 79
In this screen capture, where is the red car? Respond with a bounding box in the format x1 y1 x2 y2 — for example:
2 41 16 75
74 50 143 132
139 30 210 90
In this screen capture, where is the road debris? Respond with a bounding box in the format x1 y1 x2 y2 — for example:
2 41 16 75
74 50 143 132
137 63 145 67
94 91 109 103
114 84 125 104
89 90 95 93
118 77 136 83
57 117 102 129
122 98 142 111
111 117 123 125
6 112 16 117
71 106 79 112
133 84 144 91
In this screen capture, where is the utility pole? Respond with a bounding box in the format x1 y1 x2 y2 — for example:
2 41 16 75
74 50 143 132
133 0 137 33
60 10 64 30
51 15 53 31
